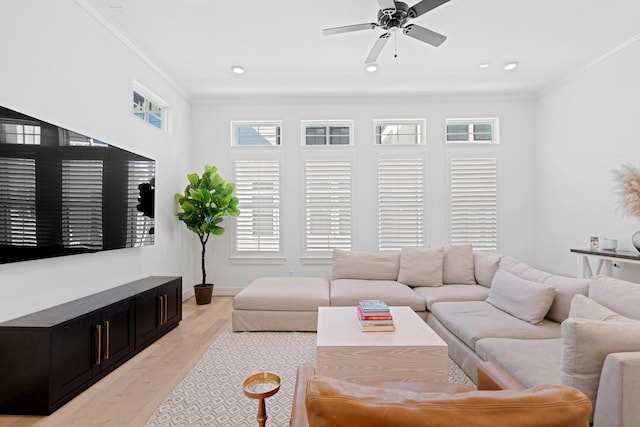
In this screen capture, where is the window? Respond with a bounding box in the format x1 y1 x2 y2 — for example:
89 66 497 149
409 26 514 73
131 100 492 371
302 121 353 146
377 157 425 250
133 87 166 130
231 121 282 146
1 120 41 145
446 118 498 144
374 119 425 145
304 159 351 255
233 159 281 256
449 156 498 250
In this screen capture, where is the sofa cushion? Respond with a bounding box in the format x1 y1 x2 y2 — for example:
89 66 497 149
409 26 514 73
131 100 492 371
569 294 637 323
330 279 426 312
430 301 561 350
305 374 592 427
474 252 501 287
486 270 555 325
475 338 562 388
542 276 590 323
397 246 444 287
588 275 640 321
413 284 489 311
499 256 553 282
332 249 399 281
443 244 475 285
232 276 330 311
560 318 640 417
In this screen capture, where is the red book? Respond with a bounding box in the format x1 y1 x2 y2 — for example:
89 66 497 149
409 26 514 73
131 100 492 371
357 306 393 320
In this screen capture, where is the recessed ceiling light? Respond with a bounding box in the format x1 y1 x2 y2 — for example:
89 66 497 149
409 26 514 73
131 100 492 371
503 61 519 71
365 64 378 73
231 65 245 74
479 62 490 68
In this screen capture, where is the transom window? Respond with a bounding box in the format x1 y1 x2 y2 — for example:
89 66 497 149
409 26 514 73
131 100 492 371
0 120 41 145
133 86 166 130
374 119 425 145
231 121 282 146
302 121 353 146
446 118 499 144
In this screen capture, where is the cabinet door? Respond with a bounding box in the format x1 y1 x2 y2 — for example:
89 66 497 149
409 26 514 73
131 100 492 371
99 299 135 372
50 314 98 405
135 288 161 349
160 278 182 331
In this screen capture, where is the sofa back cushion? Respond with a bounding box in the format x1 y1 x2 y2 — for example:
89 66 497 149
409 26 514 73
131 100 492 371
588 275 640 321
499 256 552 282
569 294 637 323
486 270 555 325
560 318 640 420
542 276 590 323
443 244 476 285
331 249 400 281
397 246 444 287
305 374 591 427
474 252 501 287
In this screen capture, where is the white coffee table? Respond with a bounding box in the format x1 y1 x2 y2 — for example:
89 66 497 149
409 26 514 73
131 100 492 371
316 306 448 383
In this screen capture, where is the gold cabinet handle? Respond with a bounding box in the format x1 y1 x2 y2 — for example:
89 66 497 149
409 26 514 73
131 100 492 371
158 295 164 326
96 324 101 365
104 320 110 360
163 294 168 325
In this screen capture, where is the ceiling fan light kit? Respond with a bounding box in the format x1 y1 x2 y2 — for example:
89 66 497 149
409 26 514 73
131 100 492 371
322 0 450 64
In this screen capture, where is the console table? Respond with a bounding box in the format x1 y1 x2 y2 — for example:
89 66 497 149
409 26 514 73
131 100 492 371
570 248 640 278
0 276 182 415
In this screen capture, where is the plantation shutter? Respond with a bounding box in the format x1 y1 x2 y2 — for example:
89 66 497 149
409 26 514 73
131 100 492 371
126 160 155 247
305 159 351 254
378 157 424 250
234 159 281 254
450 157 498 250
61 159 104 249
0 157 37 246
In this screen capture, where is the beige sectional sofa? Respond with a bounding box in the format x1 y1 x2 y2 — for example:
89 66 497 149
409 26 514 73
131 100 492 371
232 246 640 427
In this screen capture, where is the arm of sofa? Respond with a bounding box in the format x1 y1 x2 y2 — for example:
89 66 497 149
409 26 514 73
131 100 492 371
290 364 316 427
476 361 526 391
592 352 640 427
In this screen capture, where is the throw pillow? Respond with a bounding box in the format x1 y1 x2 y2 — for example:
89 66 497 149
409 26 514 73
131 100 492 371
560 318 640 417
331 249 400 281
442 244 476 285
397 246 444 287
486 270 555 325
568 294 637 323
473 251 501 288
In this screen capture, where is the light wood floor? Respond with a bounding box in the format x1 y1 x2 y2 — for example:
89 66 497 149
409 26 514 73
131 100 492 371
0 296 234 427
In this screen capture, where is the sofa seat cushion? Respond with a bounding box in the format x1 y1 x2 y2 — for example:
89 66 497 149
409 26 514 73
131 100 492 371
413 284 490 311
330 279 426 312
476 338 562 388
233 276 330 311
430 301 561 350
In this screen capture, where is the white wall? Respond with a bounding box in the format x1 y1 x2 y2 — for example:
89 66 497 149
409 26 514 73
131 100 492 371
193 94 537 293
535 39 640 278
0 0 194 322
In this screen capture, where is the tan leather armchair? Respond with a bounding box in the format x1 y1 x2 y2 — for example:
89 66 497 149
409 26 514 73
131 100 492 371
289 362 592 427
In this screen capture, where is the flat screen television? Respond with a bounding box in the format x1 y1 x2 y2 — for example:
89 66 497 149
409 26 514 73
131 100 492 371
0 105 155 264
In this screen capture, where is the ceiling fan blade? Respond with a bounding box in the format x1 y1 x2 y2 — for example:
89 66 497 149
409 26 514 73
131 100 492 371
365 32 390 64
378 0 397 13
409 0 450 18
323 23 377 36
403 24 446 46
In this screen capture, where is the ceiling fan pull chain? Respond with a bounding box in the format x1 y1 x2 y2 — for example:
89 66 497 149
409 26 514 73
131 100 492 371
394 31 398 58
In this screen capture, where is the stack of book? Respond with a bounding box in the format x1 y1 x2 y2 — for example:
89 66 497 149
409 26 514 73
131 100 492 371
357 299 395 332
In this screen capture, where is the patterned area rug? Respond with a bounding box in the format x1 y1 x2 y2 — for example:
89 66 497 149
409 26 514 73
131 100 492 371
145 324 474 427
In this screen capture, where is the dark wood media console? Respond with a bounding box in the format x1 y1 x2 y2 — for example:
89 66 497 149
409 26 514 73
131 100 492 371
0 276 182 415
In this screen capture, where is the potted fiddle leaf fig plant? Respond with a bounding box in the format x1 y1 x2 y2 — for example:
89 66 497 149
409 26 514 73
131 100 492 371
176 165 240 304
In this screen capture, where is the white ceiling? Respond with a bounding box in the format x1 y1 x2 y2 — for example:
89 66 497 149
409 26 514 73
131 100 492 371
86 0 640 99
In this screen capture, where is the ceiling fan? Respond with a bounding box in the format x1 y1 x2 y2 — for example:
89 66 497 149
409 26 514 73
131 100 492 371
322 0 450 64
